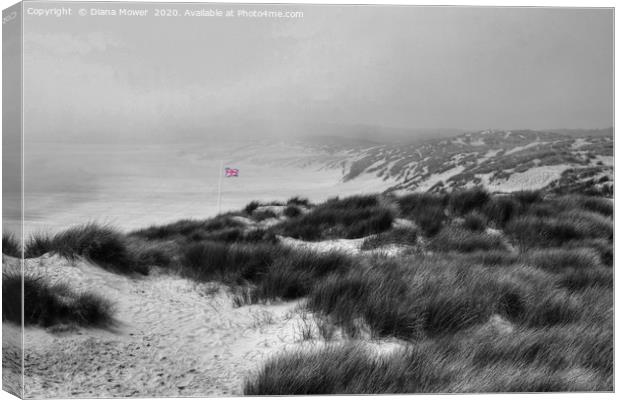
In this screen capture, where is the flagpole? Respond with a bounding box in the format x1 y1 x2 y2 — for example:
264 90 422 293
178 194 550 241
217 160 223 215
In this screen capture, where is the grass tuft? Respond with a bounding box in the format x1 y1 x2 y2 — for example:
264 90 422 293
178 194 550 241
507 211 612 249
2 233 21 258
276 195 394 240
286 196 311 207
397 192 447 236
448 187 490 216
524 248 600 273
24 233 55 258
361 227 418 250
244 201 261 215
283 205 302 218
244 343 451 395
180 241 285 284
52 223 148 275
429 225 506 253
180 241 351 302
3 272 114 327
462 211 488 232
482 196 521 228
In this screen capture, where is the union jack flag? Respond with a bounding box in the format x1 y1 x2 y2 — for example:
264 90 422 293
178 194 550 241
225 167 239 177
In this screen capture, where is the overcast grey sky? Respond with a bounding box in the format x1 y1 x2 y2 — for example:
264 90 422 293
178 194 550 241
22 3 613 142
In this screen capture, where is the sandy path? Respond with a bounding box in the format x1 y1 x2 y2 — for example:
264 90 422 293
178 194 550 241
2 325 22 397
278 235 409 257
7 254 313 398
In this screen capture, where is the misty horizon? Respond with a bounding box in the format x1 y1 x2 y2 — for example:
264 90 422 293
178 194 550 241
22 120 615 145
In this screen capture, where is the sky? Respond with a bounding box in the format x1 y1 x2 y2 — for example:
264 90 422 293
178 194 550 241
20 3 614 143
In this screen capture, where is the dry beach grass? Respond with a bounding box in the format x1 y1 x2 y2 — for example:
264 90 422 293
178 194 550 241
2 189 613 395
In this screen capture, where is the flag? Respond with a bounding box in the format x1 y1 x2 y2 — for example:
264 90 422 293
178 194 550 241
225 167 239 177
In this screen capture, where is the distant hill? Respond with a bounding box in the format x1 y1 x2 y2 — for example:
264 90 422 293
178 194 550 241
177 127 613 198
335 129 613 195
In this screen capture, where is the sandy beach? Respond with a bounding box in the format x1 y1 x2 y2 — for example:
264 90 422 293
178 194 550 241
6 254 313 397
5 247 406 398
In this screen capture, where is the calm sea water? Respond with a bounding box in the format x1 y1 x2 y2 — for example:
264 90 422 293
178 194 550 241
7 142 384 236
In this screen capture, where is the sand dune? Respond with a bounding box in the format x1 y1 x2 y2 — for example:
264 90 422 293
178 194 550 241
8 254 322 398
278 235 408 257
8 248 408 397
